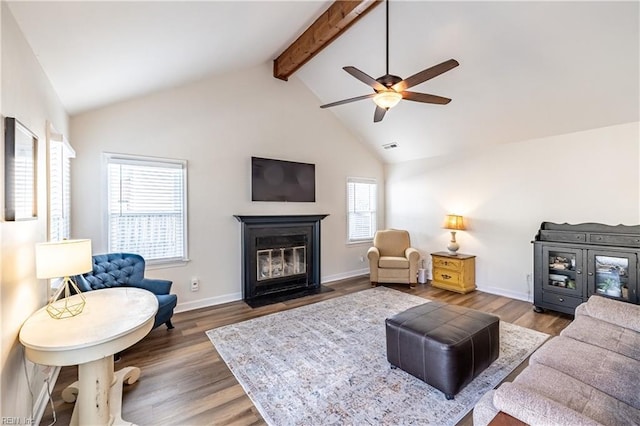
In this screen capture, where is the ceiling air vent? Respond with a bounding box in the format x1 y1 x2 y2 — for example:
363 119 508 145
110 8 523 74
382 142 399 150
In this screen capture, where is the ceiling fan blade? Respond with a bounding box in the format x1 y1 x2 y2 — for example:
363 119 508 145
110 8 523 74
344 66 387 92
373 106 386 122
401 91 451 105
391 59 459 92
320 93 375 109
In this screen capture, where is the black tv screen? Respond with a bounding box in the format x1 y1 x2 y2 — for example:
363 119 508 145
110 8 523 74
251 157 315 202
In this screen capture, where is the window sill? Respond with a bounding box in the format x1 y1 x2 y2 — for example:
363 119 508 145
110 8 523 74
346 240 373 246
146 258 190 270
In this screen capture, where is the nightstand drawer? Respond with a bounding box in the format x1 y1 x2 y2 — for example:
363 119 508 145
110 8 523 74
433 268 461 285
432 257 462 271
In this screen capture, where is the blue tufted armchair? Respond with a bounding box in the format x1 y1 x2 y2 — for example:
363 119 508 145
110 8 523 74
75 253 178 330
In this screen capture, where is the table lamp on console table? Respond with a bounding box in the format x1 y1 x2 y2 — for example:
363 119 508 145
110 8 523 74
444 215 465 255
35 239 92 319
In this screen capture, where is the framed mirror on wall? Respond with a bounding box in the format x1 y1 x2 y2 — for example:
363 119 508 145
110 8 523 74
4 117 38 221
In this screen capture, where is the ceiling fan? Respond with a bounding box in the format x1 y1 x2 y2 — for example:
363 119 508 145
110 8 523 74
320 0 459 123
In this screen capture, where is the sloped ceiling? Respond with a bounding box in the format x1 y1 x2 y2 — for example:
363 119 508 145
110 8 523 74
7 1 639 163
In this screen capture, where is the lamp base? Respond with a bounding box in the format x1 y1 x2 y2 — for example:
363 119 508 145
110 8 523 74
447 231 460 255
47 276 86 319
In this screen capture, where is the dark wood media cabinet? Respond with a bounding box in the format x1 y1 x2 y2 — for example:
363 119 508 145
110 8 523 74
533 222 640 315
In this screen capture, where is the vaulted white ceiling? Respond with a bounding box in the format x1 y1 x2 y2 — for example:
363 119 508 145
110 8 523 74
7 1 639 163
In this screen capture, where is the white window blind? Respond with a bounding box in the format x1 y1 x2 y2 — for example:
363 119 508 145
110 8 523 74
106 153 187 263
49 139 74 241
347 177 377 242
14 139 36 219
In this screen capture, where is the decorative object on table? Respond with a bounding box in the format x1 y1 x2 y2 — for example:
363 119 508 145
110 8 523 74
443 214 465 254
35 239 92 319
367 229 420 288
431 251 476 294
596 274 622 298
207 287 548 426
4 117 38 221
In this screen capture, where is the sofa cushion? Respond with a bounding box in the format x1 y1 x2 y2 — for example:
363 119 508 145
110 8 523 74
493 382 602 426
373 229 410 257
510 364 640 425
83 253 145 289
579 295 640 333
530 336 640 409
561 314 640 361
473 390 499 426
379 256 409 269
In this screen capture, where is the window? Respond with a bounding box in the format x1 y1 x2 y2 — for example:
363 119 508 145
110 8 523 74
105 153 187 264
347 177 377 242
49 133 74 241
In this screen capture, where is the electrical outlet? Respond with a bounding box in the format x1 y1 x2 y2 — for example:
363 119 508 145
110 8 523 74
190 278 199 292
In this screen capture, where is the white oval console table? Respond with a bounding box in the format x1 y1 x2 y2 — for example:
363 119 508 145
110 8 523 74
19 287 158 426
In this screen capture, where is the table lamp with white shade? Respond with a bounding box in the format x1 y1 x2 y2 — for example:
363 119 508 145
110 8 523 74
35 239 92 319
444 215 465 255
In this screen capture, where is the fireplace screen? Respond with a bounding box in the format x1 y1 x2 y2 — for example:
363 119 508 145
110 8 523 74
257 246 306 281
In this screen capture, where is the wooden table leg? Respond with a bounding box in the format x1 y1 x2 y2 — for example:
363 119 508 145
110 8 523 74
110 366 141 425
76 355 113 425
64 356 141 426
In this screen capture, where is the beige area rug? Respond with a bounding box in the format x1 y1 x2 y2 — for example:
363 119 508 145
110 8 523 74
207 287 548 425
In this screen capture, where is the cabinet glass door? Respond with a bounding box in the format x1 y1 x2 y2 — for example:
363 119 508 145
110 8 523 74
588 251 637 303
542 247 583 297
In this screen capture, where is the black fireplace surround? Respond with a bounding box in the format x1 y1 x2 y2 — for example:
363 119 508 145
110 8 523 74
234 214 330 307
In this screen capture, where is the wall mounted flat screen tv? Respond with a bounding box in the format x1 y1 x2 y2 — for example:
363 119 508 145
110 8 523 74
251 157 315 202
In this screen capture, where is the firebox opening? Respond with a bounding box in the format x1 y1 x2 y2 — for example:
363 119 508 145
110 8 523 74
235 214 332 308
257 245 306 281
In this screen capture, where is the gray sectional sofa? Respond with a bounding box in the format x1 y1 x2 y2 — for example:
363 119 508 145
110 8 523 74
474 295 640 425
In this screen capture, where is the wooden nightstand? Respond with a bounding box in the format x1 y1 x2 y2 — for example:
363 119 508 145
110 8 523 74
431 252 476 294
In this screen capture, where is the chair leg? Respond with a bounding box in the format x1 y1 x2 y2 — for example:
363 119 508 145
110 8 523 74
371 281 378 287
165 320 175 330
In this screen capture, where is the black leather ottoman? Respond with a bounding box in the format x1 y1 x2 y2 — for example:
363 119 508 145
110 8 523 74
386 301 500 399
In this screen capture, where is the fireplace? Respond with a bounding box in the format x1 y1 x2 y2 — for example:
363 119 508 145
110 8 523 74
234 214 330 307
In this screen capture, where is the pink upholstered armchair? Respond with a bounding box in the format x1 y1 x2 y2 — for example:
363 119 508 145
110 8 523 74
367 229 420 288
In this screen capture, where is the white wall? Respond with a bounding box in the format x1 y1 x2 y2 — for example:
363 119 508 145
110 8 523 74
386 122 640 301
70 62 385 312
1 2 69 419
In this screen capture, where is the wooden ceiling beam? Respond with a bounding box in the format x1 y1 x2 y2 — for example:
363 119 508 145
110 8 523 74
273 0 382 81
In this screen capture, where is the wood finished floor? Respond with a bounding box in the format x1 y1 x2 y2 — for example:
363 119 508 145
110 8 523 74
41 277 573 425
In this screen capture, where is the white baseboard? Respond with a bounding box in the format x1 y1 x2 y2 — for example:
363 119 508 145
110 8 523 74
174 292 242 313
476 285 532 303
322 268 368 283
174 269 370 313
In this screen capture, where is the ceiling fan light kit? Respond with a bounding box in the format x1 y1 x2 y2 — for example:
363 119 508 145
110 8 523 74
320 0 459 123
373 91 402 109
